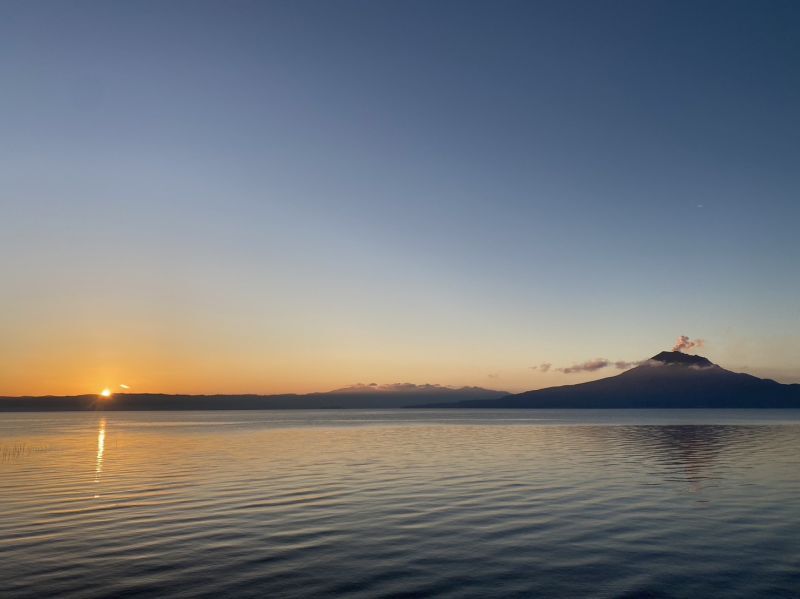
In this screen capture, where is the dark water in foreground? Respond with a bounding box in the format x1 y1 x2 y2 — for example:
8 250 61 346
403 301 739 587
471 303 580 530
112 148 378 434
2 410 800 598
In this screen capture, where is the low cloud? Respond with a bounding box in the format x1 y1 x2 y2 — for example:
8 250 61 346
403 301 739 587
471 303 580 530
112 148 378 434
534 351 683 375
613 360 646 369
673 335 705 353
556 358 648 374
559 358 610 374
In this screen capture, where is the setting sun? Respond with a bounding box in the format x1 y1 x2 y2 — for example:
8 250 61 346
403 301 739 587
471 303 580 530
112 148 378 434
99 388 112 398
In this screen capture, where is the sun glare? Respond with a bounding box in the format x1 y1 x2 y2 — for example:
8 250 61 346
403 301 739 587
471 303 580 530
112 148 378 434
99 388 112 398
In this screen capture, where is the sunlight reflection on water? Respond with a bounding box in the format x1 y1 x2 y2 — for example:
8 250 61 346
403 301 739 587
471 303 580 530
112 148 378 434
94 418 105 486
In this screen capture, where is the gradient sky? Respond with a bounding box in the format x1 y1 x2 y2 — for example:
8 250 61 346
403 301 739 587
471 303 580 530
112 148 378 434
2 0 799 395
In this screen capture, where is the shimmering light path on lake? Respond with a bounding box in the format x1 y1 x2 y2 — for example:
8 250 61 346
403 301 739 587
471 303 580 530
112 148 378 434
2 410 800 598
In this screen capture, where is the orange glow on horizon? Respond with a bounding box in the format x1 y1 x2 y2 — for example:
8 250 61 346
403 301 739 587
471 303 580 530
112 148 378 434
99 388 112 398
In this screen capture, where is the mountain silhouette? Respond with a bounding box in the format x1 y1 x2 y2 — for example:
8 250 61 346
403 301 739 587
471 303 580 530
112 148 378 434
0 385 507 411
422 351 800 409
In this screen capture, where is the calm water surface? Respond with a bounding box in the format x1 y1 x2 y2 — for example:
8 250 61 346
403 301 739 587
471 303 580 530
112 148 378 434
2 410 800 598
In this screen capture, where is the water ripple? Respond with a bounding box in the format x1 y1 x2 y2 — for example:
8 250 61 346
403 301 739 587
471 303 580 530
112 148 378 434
2 410 800 597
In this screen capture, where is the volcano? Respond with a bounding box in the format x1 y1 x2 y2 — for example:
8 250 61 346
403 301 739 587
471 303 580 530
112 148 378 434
425 351 800 409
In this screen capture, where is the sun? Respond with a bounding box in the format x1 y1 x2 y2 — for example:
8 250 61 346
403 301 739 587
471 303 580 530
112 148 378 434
99 388 112 398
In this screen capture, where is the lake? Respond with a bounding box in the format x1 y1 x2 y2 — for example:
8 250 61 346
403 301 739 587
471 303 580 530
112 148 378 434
2 410 800 598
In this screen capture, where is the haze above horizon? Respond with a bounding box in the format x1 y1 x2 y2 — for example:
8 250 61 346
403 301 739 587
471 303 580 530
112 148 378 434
2 1 799 395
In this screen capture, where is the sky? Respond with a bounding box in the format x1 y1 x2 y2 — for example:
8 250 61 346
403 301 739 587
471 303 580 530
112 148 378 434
1 0 799 395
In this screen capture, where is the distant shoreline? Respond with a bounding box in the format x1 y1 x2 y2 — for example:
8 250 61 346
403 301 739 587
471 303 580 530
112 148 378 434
3 405 800 413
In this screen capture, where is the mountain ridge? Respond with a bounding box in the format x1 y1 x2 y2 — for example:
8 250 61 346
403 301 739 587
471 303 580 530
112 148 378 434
421 351 800 409
0 385 507 411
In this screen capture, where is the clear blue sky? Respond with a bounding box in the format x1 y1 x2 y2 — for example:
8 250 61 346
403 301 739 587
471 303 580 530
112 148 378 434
2 0 799 394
